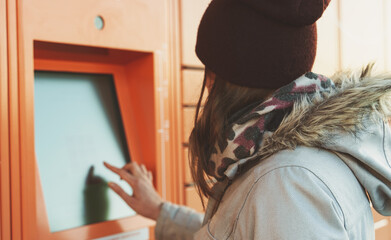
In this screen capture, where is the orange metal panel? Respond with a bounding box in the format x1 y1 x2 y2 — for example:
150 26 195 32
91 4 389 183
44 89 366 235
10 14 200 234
166 0 185 206
149 227 155 240
339 0 386 70
8 0 23 238
373 208 391 240
0 0 10 238
22 0 165 52
312 0 340 75
180 0 211 67
126 54 158 184
182 69 206 106
152 52 168 200
182 107 196 143
183 147 192 185
18 33 37 240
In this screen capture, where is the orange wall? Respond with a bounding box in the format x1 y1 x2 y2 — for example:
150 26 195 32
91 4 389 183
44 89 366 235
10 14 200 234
2 0 183 239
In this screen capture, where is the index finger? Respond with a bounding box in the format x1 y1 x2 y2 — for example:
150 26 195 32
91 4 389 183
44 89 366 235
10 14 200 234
104 162 122 174
104 162 136 186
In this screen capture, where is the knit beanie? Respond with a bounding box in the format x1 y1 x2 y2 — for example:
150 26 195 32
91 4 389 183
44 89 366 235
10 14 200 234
195 0 331 89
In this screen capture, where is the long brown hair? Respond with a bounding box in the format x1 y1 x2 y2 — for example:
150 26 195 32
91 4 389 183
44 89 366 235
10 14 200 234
189 70 273 207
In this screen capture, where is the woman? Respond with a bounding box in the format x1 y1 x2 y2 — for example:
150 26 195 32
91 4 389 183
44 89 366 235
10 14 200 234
105 0 391 239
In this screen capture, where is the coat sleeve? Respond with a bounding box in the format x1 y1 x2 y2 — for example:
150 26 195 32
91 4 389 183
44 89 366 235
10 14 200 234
235 166 349 240
155 202 204 240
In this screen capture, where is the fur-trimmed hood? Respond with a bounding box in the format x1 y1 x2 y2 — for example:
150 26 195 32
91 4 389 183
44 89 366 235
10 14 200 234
261 65 391 216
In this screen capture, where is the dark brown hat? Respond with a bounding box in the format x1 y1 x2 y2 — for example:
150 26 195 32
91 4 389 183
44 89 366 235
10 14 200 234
195 0 331 89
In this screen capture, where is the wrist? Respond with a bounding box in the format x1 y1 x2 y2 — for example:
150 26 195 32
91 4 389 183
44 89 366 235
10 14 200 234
147 201 163 221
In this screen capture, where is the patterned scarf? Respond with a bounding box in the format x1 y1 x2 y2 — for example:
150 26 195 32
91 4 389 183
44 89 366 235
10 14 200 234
209 72 335 180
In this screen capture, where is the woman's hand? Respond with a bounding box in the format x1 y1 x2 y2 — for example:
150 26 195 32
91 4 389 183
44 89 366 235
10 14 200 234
104 161 163 220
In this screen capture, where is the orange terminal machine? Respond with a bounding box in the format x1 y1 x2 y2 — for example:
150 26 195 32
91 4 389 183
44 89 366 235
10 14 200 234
1 0 182 239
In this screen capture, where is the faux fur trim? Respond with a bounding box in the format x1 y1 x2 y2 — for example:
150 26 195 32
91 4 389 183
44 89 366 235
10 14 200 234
259 64 391 159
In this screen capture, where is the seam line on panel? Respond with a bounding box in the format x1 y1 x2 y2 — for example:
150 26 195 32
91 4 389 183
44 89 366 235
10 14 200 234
5 0 12 238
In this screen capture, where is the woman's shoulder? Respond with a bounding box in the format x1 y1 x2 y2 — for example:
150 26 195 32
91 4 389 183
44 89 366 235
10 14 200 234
248 146 361 189
250 146 346 176
245 146 372 231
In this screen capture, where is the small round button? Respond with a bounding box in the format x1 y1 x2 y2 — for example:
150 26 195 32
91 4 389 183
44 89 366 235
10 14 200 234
94 16 104 30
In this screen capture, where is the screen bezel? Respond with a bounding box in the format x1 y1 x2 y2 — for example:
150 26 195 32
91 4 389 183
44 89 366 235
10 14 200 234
32 43 157 239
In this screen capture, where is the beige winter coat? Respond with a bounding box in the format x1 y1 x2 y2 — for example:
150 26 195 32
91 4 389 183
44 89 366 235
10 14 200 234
155 68 391 239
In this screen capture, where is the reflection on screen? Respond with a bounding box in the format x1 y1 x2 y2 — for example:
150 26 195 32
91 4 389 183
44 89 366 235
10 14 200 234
34 71 136 233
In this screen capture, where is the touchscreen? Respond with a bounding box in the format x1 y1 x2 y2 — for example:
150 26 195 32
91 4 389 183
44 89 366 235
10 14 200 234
34 71 136 232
